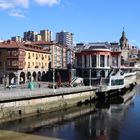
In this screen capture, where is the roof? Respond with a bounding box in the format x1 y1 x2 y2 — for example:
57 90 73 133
0 40 51 54
0 40 24 49
84 42 111 51
31 41 54 45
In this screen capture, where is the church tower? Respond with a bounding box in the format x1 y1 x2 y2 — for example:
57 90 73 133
119 28 128 49
119 28 129 62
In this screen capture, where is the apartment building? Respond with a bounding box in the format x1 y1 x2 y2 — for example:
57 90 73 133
40 30 51 42
56 31 73 46
0 40 51 85
23 31 37 41
32 41 67 69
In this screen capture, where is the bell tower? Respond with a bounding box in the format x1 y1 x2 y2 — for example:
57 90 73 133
119 28 128 49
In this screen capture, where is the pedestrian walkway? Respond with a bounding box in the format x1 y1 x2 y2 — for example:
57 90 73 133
0 85 97 102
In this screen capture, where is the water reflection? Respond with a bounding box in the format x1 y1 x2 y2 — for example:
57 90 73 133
0 86 139 140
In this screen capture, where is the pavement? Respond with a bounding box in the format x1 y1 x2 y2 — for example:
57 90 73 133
0 82 97 101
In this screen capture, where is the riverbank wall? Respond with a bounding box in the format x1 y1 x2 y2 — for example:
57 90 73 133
0 86 96 123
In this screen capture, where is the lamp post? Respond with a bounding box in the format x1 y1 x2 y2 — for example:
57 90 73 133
53 68 55 93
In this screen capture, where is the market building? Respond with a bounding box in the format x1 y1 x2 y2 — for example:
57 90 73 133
75 42 121 85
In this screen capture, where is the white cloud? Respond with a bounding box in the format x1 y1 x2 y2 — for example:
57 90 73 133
0 0 29 9
0 3 13 9
0 0 60 17
34 0 60 6
9 11 25 18
9 9 25 18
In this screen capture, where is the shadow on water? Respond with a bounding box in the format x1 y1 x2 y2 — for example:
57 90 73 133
0 86 138 140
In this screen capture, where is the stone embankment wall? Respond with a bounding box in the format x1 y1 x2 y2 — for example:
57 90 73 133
0 89 96 123
136 71 140 84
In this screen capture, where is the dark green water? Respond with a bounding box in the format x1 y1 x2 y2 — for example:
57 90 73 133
0 85 140 140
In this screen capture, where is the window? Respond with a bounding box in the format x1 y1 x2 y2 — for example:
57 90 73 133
100 55 105 67
48 56 50 61
111 79 124 86
11 60 17 66
107 55 110 67
28 53 30 59
42 55 44 60
36 54 38 59
32 53 34 57
32 62 34 66
28 62 30 67
92 55 96 67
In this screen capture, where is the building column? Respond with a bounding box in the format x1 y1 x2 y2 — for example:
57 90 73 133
90 55 91 68
86 55 88 68
109 55 112 67
105 55 107 67
96 54 98 67
25 72 28 83
118 54 121 67
16 73 20 85
82 55 84 68
98 55 100 68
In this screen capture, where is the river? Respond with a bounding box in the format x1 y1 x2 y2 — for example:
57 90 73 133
0 85 140 140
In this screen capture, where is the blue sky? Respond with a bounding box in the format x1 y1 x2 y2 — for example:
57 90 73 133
0 0 140 46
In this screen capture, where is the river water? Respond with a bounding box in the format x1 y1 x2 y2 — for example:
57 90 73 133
0 85 140 140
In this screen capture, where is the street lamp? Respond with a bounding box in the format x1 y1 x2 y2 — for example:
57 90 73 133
53 68 55 93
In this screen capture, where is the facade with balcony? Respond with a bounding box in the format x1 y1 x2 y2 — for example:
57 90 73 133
75 42 121 85
0 40 51 85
